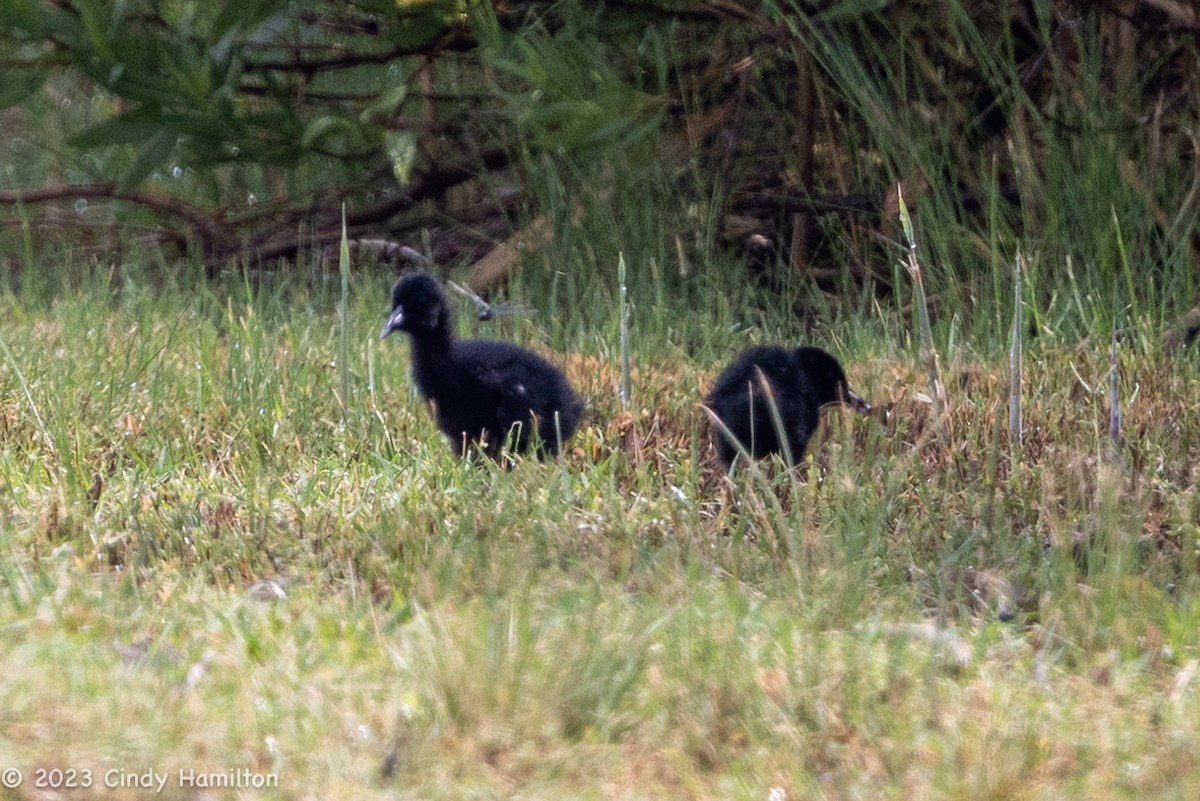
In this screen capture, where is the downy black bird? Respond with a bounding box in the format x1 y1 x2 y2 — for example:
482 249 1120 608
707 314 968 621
380 273 583 457
705 345 870 469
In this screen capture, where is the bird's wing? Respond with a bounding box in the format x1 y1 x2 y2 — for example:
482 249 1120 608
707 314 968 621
452 340 552 397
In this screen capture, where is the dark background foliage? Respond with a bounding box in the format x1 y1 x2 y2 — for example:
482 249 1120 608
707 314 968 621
1 0 1197 322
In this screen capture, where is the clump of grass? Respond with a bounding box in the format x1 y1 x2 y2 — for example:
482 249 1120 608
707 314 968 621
1108 325 1122 459
617 252 632 408
337 204 352 420
896 185 944 429
1009 249 1024 451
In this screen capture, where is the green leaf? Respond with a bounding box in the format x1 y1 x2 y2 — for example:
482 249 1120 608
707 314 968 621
388 0 460 48
384 130 419 185
71 108 164 148
120 129 176 191
213 0 294 38
814 0 896 22
0 0 52 33
897 184 915 246
301 116 356 150
360 83 408 126
72 0 117 61
0 71 45 109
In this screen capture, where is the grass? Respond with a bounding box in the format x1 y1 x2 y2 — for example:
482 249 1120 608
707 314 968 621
0 254 1197 800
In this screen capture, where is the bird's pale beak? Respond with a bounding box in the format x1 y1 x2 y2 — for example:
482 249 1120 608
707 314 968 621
844 387 872 414
380 307 404 340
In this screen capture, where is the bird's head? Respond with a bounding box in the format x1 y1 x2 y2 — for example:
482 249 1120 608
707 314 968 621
380 273 451 340
793 346 871 413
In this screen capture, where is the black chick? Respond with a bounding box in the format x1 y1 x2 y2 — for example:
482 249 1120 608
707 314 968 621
380 273 583 457
705 345 870 469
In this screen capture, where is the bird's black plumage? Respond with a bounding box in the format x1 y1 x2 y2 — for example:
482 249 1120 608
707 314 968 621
705 345 869 469
380 273 583 457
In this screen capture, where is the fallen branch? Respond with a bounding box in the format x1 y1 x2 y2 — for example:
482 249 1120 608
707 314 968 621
736 185 1022 217
0 184 237 254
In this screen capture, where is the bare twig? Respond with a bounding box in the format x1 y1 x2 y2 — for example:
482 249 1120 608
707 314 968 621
446 280 533 321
